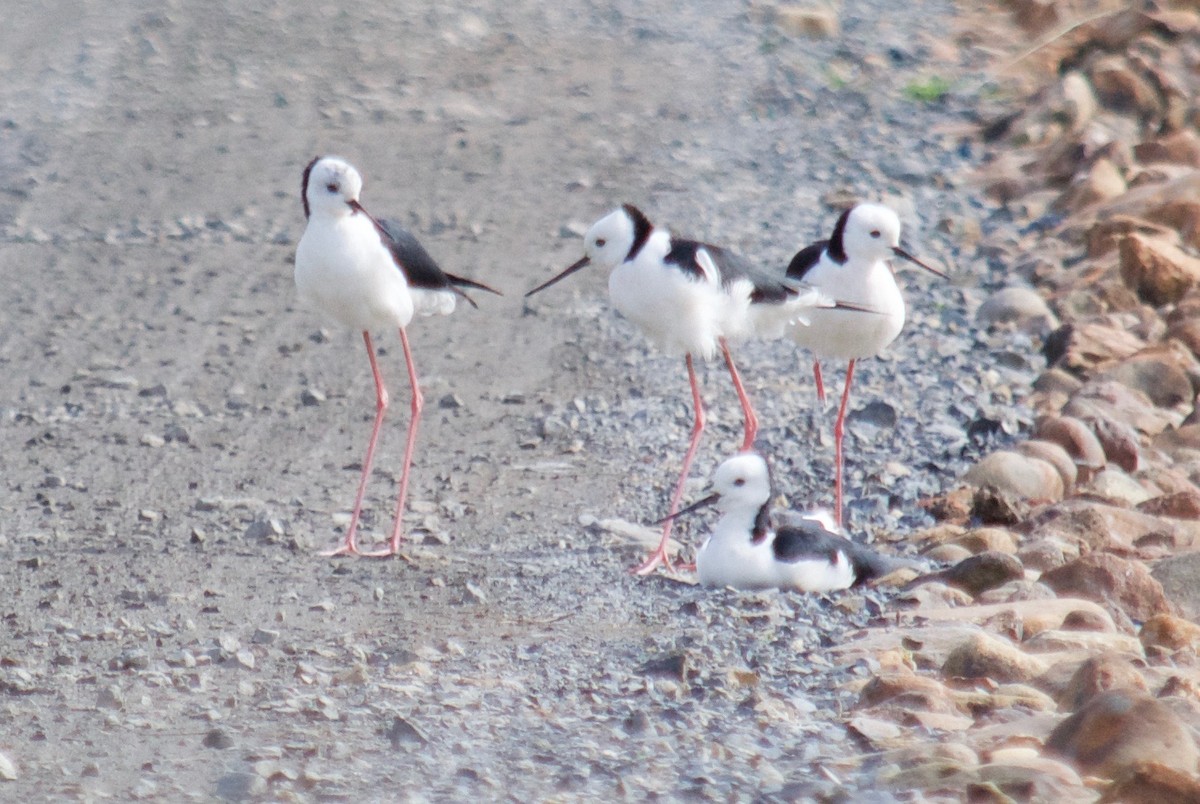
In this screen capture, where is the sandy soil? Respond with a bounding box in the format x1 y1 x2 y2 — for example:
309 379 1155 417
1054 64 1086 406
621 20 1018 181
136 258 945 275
0 0 1005 799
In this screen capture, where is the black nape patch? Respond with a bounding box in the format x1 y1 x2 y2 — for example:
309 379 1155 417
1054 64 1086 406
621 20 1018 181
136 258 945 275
622 204 653 262
751 502 771 544
826 207 853 264
300 156 320 219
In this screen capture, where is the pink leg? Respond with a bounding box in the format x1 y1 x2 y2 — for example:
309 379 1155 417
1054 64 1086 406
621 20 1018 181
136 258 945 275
813 359 826 406
322 331 389 557
832 359 856 529
719 337 757 451
633 354 704 576
380 327 423 556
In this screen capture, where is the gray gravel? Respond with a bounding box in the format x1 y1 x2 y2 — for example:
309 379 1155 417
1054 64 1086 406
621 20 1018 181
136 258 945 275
0 0 1036 800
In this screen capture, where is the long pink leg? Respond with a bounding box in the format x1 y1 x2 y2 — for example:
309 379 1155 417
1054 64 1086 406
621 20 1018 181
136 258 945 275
812 359 827 406
322 331 389 557
381 328 424 555
832 359 857 529
719 337 757 451
633 354 704 576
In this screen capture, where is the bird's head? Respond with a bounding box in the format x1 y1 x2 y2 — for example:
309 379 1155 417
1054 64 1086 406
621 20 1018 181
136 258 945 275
301 156 364 219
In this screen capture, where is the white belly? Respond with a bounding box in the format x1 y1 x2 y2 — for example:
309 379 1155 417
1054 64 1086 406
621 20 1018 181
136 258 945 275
608 261 746 359
696 532 779 590
792 261 905 360
776 554 856 593
295 216 414 332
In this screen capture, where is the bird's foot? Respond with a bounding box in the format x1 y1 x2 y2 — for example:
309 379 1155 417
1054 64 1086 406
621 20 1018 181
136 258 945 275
630 548 674 576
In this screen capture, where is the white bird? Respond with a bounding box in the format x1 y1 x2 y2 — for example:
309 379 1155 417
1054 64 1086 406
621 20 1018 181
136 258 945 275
294 155 500 557
665 452 893 592
526 205 834 575
784 203 946 528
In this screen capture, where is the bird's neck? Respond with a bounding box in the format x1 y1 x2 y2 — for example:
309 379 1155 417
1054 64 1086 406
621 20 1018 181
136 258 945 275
716 501 772 546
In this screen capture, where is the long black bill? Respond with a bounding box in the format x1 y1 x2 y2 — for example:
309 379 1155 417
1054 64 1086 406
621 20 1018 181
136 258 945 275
893 246 948 279
652 492 720 525
525 255 591 297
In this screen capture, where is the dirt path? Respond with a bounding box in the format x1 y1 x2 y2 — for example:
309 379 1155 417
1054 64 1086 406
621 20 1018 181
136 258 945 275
0 1 1010 798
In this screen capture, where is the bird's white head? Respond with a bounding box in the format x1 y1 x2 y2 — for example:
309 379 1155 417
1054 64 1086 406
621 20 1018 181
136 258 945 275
583 206 644 269
710 452 773 514
302 156 364 219
840 203 903 263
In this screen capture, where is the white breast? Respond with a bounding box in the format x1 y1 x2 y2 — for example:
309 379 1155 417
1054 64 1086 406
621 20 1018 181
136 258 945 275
696 529 779 590
607 235 747 359
775 552 856 593
295 213 415 332
790 258 905 360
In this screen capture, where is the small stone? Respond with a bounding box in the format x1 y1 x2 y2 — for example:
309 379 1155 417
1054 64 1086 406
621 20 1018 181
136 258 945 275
1139 613 1200 651
1041 553 1172 622
1100 761 1200 803
299 388 325 406
1151 551 1200 620
775 5 839 38
1035 415 1107 479
1120 232 1200 306
964 450 1064 501
250 628 279 645
638 652 690 681
138 509 161 523
244 518 284 541
140 433 166 448
1137 489 1200 519
202 728 234 749
0 752 15 781
1057 653 1149 712
97 685 125 710
976 286 1059 335
385 715 428 748
1046 690 1199 779
940 552 1025 597
439 393 463 409
1016 440 1077 492
942 632 1047 684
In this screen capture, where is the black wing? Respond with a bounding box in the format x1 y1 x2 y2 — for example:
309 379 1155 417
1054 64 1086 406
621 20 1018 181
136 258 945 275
772 521 892 587
665 239 798 303
785 240 829 281
376 218 501 307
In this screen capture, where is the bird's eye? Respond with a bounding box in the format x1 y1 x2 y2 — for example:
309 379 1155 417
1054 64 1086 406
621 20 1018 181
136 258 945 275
326 183 338 193
870 230 881 238
595 238 607 248
733 478 746 487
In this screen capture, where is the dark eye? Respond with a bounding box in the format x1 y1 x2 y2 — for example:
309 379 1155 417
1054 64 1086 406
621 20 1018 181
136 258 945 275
595 238 606 247
733 478 746 487
870 230 881 238
326 183 338 193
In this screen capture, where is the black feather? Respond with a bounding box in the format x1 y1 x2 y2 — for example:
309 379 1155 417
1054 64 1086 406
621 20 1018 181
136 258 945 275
374 218 501 306
771 521 890 587
826 208 852 264
622 204 654 262
300 156 320 219
785 240 828 281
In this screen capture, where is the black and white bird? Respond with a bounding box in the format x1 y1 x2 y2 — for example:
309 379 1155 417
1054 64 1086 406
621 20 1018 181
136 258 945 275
294 155 500 557
785 203 946 528
525 204 833 575
665 452 893 592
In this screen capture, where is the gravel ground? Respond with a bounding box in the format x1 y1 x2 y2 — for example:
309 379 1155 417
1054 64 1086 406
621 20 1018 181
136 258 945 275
0 1 1034 799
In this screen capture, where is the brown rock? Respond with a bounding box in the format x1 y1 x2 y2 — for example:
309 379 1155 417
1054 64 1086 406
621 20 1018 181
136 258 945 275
1140 613 1200 651
1041 552 1173 623
964 451 1065 502
1061 608 1114 632
1137 490 1200 519
1017 440 1077 492
952 527 1020 555
1058 653 1149 711
1035 415 1107 478
1043 321 1147 373
943 632 1048 684
1119 232 1200 307
1087 215 1180 258
1002 0 1059 32
1045 690 1199 779
1134 130 1200 167
1057 158 1127 210
775 5 838 38
1086 414 1142 473
976 286 1059 335
1101 349 1195 409
1099 761 1200 804
1089 56 1162 116
1018 538 1076 573
923 543 974 564
858 672 953 711
1032 368 1083 396
1066 380 1182 438
1151 551 1200 620
939 551 1026 597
